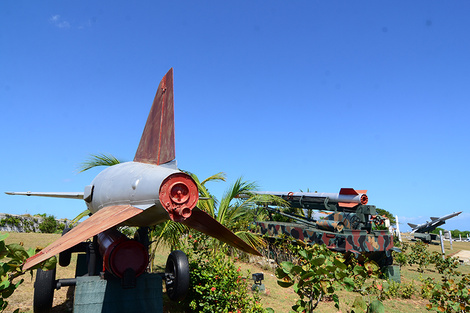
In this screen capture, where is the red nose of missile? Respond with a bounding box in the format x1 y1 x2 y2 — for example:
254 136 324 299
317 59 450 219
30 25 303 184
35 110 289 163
159 172 199 222
360 194 368 205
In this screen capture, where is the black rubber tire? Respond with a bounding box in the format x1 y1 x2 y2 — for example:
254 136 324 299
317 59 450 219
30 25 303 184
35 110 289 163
59 227 72 267
165 250 190 301
33 268 56 313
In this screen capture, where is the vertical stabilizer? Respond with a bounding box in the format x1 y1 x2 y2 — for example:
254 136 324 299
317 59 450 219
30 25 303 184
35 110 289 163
134 68 175 165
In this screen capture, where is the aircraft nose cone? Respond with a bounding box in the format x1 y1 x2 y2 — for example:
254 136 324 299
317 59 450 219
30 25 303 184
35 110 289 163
159 172 199 222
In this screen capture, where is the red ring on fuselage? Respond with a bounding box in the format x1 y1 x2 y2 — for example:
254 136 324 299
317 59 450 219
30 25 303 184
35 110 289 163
159 172 199 222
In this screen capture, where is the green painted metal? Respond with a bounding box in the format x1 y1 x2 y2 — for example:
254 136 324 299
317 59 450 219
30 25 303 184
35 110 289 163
74 273 163 313
413 232 438 243
255 201 395 266
384 265 401 283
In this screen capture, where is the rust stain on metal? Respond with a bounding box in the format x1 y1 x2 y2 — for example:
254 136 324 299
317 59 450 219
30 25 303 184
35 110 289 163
182 207 262 256
134 68 175 165
23 205 143 270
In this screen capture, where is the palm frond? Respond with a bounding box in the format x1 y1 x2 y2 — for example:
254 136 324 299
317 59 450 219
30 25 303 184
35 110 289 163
70 209 90 226
201 172 226 186
218 177 258 225
234 230 266 250
152 220 189 250
188 172 216 217
252 194 290 209
77 153 123 173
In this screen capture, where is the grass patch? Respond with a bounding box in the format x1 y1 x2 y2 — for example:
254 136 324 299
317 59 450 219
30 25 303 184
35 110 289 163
3 232 470 312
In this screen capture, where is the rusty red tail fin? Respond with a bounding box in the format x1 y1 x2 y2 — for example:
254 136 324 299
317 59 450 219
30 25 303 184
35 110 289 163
134 68 175 165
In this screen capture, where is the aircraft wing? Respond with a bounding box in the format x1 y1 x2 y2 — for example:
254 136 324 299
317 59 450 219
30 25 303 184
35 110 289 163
182 207 262 256
23 205 143 270
5 191 84 199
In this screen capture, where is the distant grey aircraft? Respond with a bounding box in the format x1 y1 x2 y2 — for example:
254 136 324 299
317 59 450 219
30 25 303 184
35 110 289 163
408 211 462 234
408 211 462 242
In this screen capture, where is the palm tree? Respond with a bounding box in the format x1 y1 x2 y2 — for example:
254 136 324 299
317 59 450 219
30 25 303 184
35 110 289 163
152 172 289 258
75 153 287 268
77 153 123 173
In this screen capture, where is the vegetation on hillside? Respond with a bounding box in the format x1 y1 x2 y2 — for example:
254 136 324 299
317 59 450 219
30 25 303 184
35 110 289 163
431 227 470 239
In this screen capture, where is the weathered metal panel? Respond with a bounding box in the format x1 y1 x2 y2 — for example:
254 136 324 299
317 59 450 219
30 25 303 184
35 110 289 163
134 68 175 165
182 207 262 256
23 205 143 270
384 265 401 283
74 273 162 313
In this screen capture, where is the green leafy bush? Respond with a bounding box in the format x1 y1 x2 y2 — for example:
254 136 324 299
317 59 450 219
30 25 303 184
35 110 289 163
421 277 437 300
182 232 265 313
393 250 408 268
399 281 416 299
431 252 461 280
274 241 368 312
426 274 470 312
351 296 385 313
0 233 56 312
408 241 431 272
382 280 400 299
38 215 58 233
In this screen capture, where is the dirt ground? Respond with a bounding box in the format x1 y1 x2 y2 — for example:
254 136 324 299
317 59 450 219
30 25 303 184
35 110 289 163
4 232 470 313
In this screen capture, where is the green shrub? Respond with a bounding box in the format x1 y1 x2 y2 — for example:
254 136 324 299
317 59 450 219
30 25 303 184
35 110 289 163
426 274 470 312
393 251 408 268
400 282 416 299
431 252 461 280
0 233 56 312
182 232 265 313
408 241 430 272
274 241 376 312
38 215 58 233
421 277 436 300
383 280 400 299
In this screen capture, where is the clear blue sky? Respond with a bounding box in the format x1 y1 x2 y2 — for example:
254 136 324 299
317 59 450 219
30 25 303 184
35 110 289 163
1 1 469 232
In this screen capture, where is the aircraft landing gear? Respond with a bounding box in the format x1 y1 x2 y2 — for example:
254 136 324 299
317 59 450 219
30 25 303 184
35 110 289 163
33 227 189 312
33 268 56 313
59 227 72 267
165 250 190 301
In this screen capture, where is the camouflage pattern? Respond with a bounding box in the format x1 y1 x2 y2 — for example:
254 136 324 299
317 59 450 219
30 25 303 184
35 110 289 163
256 217 393 254
253 200 396 267
316 212 363 232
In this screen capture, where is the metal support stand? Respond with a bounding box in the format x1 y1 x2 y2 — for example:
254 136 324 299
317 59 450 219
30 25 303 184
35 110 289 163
73 250 163 313
448 230 453 250
439 230 445 260
384 265 401 283
395 215 402 242
251 273 266 292
73 273 163 313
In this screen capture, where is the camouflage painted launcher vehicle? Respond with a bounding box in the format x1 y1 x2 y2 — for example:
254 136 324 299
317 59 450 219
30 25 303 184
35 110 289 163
251 189 395 265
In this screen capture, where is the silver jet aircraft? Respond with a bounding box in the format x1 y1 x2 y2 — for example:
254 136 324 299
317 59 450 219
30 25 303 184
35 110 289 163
6 69 260 296
408 211 462 242
408 211 462 234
